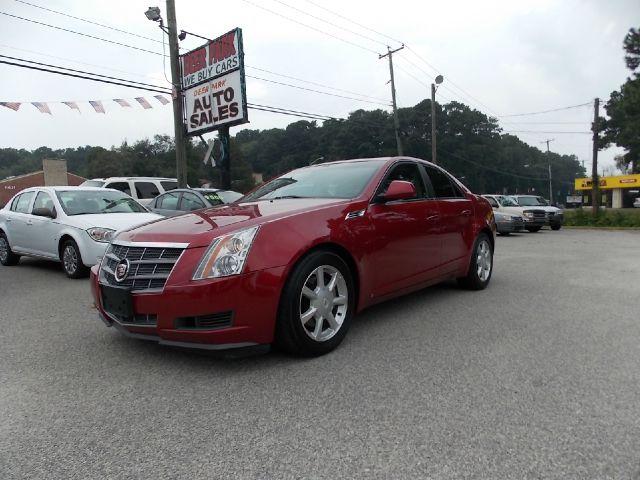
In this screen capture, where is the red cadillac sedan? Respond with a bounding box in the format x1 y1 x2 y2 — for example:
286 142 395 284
91 157 496 356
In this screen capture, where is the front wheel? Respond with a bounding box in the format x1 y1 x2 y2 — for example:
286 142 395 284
458 233 493 290
551 224 562 231
61 239 89 278
0 232 20 266
526 226 542 232
275 251 355 357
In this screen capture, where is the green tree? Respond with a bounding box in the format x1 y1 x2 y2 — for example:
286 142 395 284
603 26 640 173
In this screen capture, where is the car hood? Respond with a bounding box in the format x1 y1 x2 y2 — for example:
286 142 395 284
115 198 348 247
67 212 162 231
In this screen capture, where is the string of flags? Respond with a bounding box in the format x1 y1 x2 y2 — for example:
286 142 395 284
0 95 170 114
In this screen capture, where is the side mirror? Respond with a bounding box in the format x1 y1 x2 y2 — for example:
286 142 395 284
378 180 416 202
32 207 56 218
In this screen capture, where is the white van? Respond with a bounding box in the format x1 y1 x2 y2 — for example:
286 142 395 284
80 177 179 205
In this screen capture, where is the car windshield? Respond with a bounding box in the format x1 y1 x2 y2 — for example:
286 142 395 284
498 196 519 207
56 190 148 215
516 196 547 206
242 160 385 201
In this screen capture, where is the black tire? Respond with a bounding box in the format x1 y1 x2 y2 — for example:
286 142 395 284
526 226 542 232
457 232 493 290
551 224 562 231
0 232 20 266
275 251 355 357
61 239 89 278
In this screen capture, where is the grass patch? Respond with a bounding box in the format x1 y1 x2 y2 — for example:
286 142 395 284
564 208 640 228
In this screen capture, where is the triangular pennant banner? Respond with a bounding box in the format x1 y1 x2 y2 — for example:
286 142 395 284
0 102 21 111
153 95 170 105
113 99 131 107
135 97 152 109
89 100 105 113
32 102 52 115
63 101 80 112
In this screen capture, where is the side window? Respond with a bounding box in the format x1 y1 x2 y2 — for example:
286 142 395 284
106 182 131 196
180 192 205 211
135 182 160 200
378 163 426 199
157 191 180 210
485 196 498 208
12 192 35 213
161 181 178 191
33 192 54 212
425 166 464 199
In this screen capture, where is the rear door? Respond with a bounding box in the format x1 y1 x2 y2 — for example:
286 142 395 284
423 165 475 269
6 191 36 253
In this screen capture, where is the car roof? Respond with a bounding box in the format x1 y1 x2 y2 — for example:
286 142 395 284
85 177 177 181
18 186 124 193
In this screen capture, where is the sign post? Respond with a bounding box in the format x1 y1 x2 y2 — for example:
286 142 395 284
180 28 248 189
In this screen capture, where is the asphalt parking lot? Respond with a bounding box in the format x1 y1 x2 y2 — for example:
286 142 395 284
1 228 639 480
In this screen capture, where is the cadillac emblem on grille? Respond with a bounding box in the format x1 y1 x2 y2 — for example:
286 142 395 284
114 258 131 283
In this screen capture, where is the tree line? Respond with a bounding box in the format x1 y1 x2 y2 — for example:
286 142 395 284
2 26 637 201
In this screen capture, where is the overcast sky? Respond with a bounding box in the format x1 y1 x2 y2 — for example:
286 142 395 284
1 0 638 175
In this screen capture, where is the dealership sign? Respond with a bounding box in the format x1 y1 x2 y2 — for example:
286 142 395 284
180 28 248 136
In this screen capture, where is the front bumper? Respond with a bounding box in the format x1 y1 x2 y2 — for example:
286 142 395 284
91 264 286 349
496 218 525 233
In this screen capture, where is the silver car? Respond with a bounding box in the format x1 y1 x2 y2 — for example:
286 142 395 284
0 186 161 278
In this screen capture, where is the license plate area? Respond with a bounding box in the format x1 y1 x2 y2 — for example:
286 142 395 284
101 285 133 321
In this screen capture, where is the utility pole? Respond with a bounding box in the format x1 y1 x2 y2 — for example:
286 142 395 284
379 45 404 156
591 98 600 214
541 138 554 204
166 0 188 188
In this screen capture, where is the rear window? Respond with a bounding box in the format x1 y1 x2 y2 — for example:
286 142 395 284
161 181 178 191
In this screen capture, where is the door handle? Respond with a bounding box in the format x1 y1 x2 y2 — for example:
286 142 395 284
461 210 472 216
426 214 440 222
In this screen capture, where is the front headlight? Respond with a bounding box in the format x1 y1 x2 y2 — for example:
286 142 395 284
192 226 260 280
86 227 116 242
522 212 534 218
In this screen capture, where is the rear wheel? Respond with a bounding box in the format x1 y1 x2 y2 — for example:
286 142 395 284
551 224 562 231
0 232 20 266
61 239 89 278
458 233 493 290
275 251 355 357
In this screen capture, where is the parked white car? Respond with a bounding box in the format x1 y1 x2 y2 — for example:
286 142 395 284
80 176 179 205
510 195 564 230
482 194 547 232
0 186 162 278
634 197 640 208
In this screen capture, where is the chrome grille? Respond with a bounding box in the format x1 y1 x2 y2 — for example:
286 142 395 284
100 242 186 292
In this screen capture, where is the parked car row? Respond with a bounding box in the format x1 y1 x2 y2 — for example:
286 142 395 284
482 194 563 234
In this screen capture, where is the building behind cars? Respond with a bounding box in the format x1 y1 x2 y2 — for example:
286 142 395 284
1 159 85 207
80 177 179 205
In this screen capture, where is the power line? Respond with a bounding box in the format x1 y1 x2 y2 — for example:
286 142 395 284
238 0 380 54
498 102 593 118
0 11 166 57
246 75 391 106
302 0 403 46
0 54 168 91
503 130 591 134
271 0 387 48
0 59 171 94
246 66 390 103
12 0 163 44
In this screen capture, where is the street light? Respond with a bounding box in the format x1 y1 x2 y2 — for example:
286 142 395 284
431 75 444 164
144 3 188 188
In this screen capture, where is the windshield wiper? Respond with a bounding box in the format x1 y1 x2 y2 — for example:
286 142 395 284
270 195 306 200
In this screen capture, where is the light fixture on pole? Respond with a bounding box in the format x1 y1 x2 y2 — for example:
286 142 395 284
144 3 188 188
431 75 444 164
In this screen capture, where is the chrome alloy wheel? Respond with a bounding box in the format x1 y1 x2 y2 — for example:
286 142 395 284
0 236 8 263
62 244 79 275
476 239 492 282
298 265 349 342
